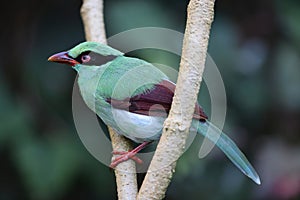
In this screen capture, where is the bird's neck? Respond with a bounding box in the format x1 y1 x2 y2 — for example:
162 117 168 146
75 63 110 112
73 65 99 78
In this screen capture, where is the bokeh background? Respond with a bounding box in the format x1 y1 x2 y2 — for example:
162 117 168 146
1 0 300 199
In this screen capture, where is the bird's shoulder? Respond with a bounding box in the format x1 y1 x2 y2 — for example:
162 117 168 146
95 56 167 100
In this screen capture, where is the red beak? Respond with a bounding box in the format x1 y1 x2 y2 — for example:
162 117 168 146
48 51 79 66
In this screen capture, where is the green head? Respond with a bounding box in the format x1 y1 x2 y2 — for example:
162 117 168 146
48 42 124 68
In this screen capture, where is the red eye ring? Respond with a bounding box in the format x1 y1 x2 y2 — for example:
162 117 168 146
81 54 91 63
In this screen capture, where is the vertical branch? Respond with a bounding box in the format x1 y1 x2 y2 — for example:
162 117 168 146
137 0 216 199
80 0 106 44
108 127 138 200
80 0 138 199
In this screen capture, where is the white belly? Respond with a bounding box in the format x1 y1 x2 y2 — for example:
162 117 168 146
110 108 165 143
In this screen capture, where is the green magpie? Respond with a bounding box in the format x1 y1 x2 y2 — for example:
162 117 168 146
48 42 261 185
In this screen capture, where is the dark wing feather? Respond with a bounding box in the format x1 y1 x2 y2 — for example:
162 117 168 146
106 80 208 121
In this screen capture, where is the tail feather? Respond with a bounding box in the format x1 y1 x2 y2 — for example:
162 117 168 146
196 121 261 185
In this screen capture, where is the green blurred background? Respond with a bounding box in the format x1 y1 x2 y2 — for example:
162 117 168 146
1 0 300 199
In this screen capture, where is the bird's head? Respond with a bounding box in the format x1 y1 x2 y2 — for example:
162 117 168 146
48 42 124 68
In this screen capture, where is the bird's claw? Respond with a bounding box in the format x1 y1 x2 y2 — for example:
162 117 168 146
110 150 143 168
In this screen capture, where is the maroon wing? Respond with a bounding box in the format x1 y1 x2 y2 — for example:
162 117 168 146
106 80 208 121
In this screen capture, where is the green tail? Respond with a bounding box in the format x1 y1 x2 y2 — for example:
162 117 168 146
196 121 261 185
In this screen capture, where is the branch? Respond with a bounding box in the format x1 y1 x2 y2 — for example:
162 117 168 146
80 0 138 199
137 0 216 199
80 0 106 44
108 127 138 199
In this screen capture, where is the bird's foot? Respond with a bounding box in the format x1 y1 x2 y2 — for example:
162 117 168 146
110 151 142 168
109 141 151 168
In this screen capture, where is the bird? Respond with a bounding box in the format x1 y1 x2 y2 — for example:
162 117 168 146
48 41 261 185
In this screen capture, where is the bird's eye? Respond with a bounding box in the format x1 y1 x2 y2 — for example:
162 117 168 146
81 54 91 63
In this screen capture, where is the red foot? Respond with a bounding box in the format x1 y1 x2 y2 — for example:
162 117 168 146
110 141 151 168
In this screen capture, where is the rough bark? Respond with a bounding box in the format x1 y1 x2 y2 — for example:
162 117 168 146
137 0 216 199
108 127 138 200
80 0 138 199
80 0 106 44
